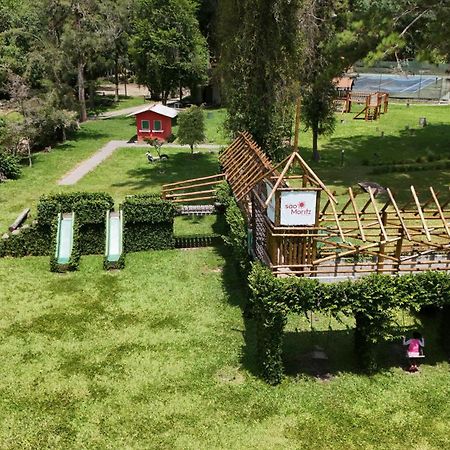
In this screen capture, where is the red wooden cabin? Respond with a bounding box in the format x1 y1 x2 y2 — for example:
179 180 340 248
128 104 178 142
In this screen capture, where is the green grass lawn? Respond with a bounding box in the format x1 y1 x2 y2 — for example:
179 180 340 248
75 146 223 235
300 104 450 204
0 117 137 231
89 95 147 115
1 249 450 449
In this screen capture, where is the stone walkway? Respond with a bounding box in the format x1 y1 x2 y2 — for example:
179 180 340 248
58 141 131 185
57 141 223 186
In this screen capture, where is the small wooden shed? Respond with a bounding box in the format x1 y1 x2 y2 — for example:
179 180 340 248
128 104 178 142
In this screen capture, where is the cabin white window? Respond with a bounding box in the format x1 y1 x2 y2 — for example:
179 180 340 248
141 119 150 131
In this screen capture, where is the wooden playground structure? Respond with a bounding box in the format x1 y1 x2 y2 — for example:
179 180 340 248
163 132 450 279
335 91 389 121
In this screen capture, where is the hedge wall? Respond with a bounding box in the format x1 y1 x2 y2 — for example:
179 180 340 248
37 192 114 225
122 194 176 253
249 263 450 384
216 182 250 274
0 224 52 258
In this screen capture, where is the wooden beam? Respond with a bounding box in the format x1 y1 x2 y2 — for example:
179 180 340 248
163 173 224 189
410 185 431 242
368 187 388 241
348 187 366 242
429 187 450 237
265 153 296 207
329 200 346 242
386 188 412 241
294 153 337 204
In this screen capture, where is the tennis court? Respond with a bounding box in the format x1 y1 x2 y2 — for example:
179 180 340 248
353 73 448 99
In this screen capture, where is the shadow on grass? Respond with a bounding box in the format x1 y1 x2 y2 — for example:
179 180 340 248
111 152 221 192
298 123 450 202
282 309 448 379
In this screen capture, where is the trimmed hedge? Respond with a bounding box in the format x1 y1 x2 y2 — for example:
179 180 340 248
216 182 250 274
0 224 52 257
37 192 114 225
122 194 175 224
249 263 450 384
80 224 105 255
122 194 176 253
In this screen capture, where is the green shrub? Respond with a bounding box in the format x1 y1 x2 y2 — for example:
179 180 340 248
37 192 114 225
0 151 22 180
249 264 450 383
122 195 175 252
0 224 51 257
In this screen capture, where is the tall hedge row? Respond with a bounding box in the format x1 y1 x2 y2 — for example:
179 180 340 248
37 192 114 225
249 263 450 384
122 194 176 252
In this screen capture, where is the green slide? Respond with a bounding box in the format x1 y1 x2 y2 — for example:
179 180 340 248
105 210 123 268
55 212 74 266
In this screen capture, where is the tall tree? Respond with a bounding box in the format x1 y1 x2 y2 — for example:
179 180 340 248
131 0 208 105
219 0 302 161
100 0 133 102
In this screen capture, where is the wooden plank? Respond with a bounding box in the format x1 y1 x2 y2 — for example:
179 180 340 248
265 153 296 207
329 200 346 242
410 185 431 242
294 153 337 204
368 187 388 241
166 189 216 199
163 173 225 189
429 187 450 237
348 187 366 242
386 188 412 240
9 208 30 232
172 196 216 203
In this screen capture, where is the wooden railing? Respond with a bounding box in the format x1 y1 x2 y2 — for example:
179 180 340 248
162 173 225 204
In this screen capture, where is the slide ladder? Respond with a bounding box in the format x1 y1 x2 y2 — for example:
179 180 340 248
105 210 123 269
55 212 75 268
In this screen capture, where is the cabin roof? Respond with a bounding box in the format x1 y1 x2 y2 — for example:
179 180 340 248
127 104 178 118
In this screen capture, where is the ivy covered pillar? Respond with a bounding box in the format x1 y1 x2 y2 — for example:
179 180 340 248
256 309 287 385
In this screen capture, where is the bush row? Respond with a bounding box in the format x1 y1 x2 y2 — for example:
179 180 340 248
362 152 443 168
0 152 22 180
37 192 114 225
371 159 450 175
123 195 176 253
216 182 250 274
249 263 450 384
1 193 176 263
0 224 51 257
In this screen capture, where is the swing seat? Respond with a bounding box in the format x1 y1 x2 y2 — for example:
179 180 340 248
407 351 425 359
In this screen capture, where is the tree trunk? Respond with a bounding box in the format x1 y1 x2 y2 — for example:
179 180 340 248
78 61 87 123
312 127 320 162
190 144 193 154
114 53 120 102
179 81 183 102
124 70 128 97
89 81 95 110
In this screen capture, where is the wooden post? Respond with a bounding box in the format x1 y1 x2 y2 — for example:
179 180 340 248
293 97 301 152
377 211 388 273
394 228 404 274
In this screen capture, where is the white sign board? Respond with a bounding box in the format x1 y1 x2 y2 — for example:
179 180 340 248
280 191 317 226
265 181 276 223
